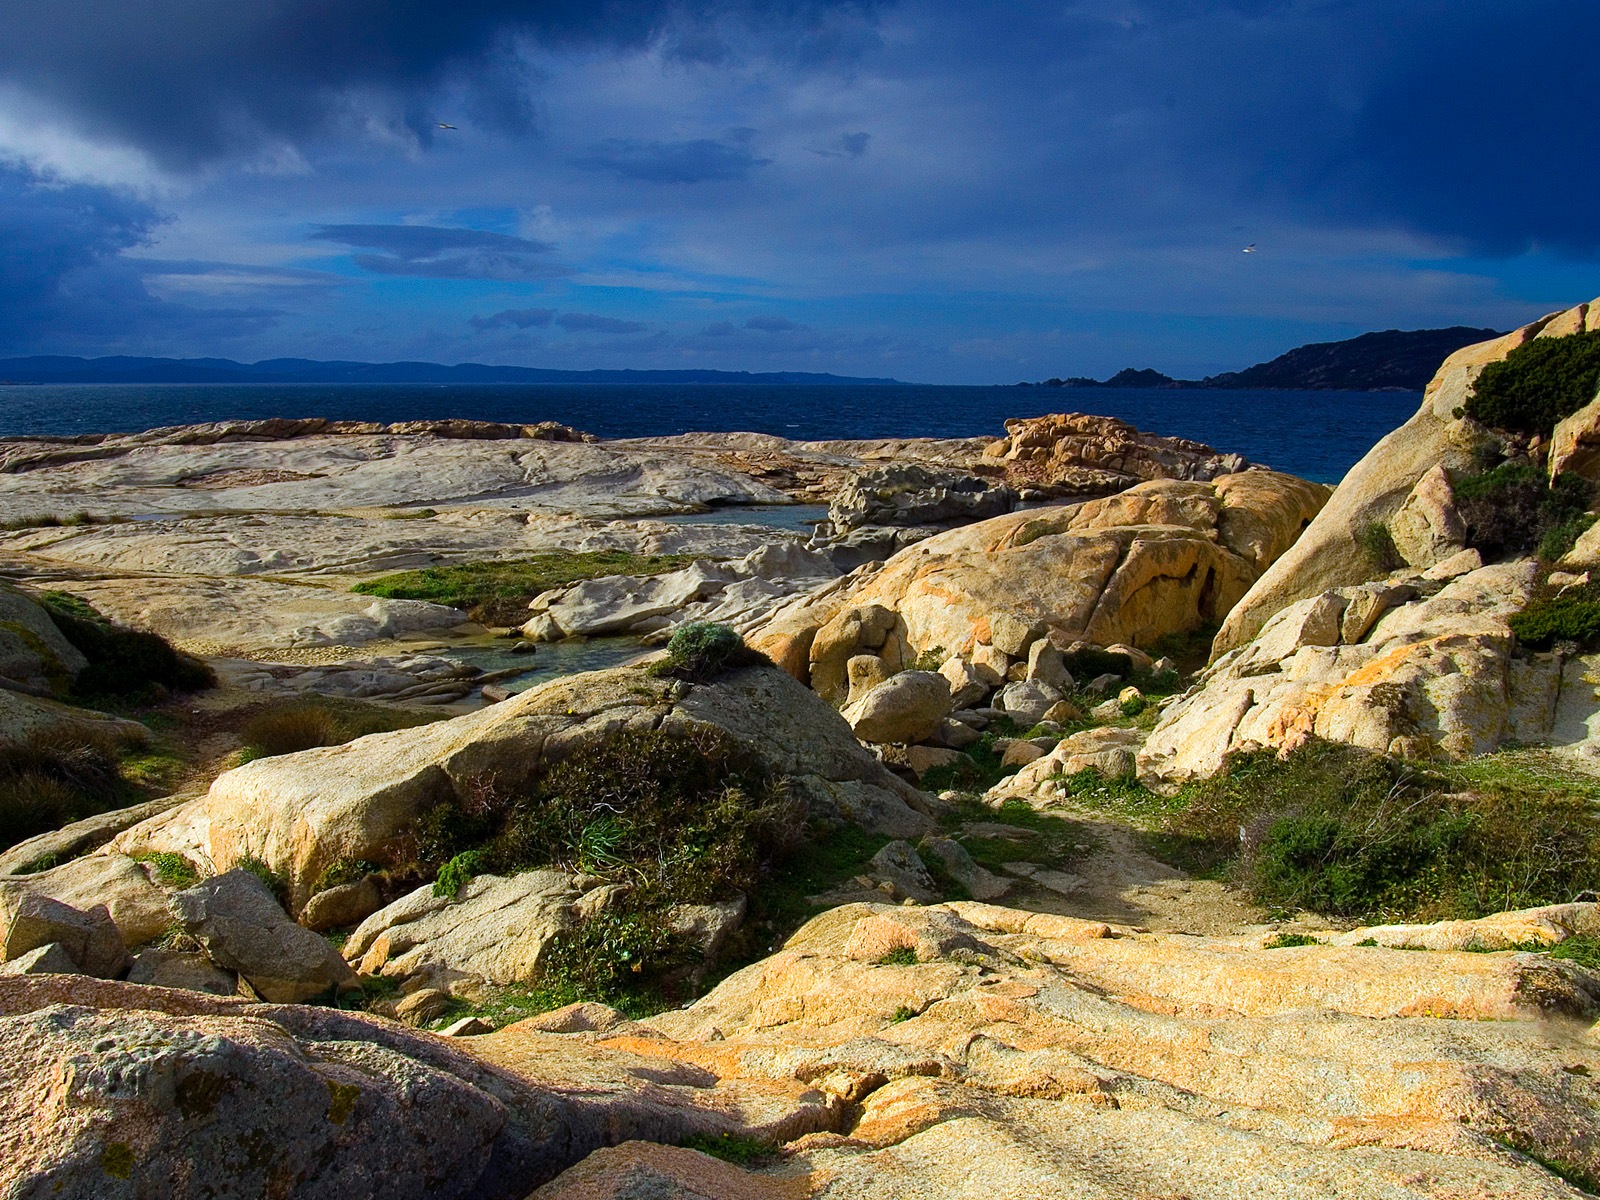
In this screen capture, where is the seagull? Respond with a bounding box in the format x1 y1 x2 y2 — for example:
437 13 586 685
1242 243 1257 253
436 122 458 130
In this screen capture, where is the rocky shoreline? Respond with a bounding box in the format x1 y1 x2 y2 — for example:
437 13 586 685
7 308 1600 1196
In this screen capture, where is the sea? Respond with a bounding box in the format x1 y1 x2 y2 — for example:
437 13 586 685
0 382 1421 484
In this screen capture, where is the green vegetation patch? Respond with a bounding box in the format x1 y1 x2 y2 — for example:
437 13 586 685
1464 327 1600 436
1510 576 1600 649
351 550 700 626
1170 741 1600 921
1359 521 1404 573
679 1133 777 1166
1263 932 1321 949
401 724 805 1010
39 591 215 703
135 851 202 889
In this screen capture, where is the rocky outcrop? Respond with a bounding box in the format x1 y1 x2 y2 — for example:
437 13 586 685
0 583 84 693
1137 561 1562 783
826 462 1017 532
751 472 1328 696
113 662 935 915
523 543 840 643
986 412 1250 497
1215 299 1600 655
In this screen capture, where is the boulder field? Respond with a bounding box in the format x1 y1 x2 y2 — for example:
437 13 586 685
6 900 1600 1197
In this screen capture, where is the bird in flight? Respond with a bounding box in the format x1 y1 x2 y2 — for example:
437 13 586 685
436 122 458 130
1242 243 1257 253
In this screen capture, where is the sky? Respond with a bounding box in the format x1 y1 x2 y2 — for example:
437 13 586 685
0 0 1597 384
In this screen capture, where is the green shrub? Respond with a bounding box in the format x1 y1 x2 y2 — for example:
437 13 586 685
1174 740 1600 920
39 592 215 702
648 621 766 682
1358 521 1404 572
0 729 128 851
877 947 918 966
1119 695 1146 717
1509 579 1600 649
1464 328 1600 436
432 849 487 898
1539 513 1597 562
917 732 1013 794
315 858 381 891
1451 466 1593 561
352 551 699 626
911 645 947 672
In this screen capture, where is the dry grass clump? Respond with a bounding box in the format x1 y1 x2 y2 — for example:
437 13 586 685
0 729 128 851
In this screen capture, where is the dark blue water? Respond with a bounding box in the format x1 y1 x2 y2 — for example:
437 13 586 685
0 382 1421 483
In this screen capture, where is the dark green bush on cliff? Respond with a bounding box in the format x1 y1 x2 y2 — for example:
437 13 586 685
1464 328 1600 436
1509 577 1600 649
39 591 214 702
1452 465 1593 560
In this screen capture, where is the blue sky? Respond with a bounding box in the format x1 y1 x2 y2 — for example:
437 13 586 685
0 0 1595 383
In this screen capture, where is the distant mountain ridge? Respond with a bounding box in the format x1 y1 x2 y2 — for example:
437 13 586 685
1038 327 1505 392
0 356 901 387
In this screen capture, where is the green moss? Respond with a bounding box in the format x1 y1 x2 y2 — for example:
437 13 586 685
100 1143 135 1179
431 849 487 898
1464 328 1600 436
877 947 918 966
679 1133 777 1165
1263 932 1321 948
324 1079 362 1126
352 550 700 626
135 851 201 889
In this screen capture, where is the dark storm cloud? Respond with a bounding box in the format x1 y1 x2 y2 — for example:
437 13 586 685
571 136 772 183
470 307 558 331
0 163 279 353
555 312 648 333
311 224 565 279
0 1 886 166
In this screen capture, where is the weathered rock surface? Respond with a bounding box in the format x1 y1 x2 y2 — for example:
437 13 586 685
523 543 839 643
345 871 590 990
752 473 1328 695
0 795 187 877
1137 561 1573 783
986 412 1252 497
115 663 934 914
0 893 128 978
0 853 172 947
827 462 1017 532
169 870 358 1002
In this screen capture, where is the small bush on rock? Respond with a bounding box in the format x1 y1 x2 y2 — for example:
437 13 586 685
648 621 767 682
1464 328 1600 436
1358 522 1404 572
1510 579 1600 649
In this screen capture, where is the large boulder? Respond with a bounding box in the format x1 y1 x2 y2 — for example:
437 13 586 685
0 893 127 978
169 869 358 1003
1215 301 1600 655
987 412 1250 496
0 853 172 947
751 472 1328 689
115 663 935 913
841 671 953 744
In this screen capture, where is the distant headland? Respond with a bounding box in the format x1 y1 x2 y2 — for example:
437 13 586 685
1027 326 1504 393
0 356 902 387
